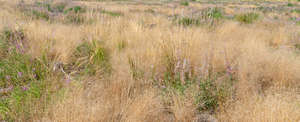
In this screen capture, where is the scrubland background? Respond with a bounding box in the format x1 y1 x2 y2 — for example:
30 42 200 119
0 0 300 121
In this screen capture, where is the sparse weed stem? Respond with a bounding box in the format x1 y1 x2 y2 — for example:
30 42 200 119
70 40 111 76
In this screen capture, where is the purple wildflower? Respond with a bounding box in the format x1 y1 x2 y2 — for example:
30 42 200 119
18 72 22 77
296 17 300 22
65 77 71 84
226 66 233 75
22 86 28 91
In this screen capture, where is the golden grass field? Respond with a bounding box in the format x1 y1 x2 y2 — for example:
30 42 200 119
0 0 300 121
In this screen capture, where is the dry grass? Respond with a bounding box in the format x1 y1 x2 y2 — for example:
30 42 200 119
1 0 300 121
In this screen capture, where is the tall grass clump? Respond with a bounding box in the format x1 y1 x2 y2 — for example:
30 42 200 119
180 1 189 6
71 40 111 76
235 12 260 24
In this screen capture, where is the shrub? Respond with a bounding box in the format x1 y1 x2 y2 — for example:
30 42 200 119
180 1 189 6
287 3 294 7
206 8 223 19
31 10 50 20
72 41 111 76
64 6 86 14
291 9 300 14
196 77 232 112
235 12 259 24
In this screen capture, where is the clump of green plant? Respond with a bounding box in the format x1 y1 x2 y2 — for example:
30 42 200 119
195 77 232 112
31 10 50 20
295 43 300 50
176 8 223 27
206 8 223 19
62 6 87 24
177 17 201 26
0 29 55 120
180 1 189 6
101 10 123 17
235 12 259 24
291 9 300 14
72 40 111 76
287 3 294 7
64 6 86 14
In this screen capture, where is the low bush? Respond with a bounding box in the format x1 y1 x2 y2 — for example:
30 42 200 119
235 12 259 24
180 1 189 6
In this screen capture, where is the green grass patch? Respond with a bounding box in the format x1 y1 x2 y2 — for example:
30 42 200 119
72 40 111 76
206 8 223 19
64 6 86 14
292 9 300 14
180 1 189 6
295 43 300 50
235 12 260 24
287 3 294 7
31 10 50 20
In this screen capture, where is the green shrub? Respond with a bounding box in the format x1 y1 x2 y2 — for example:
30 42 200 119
72 41 111 76
196 79 219 111
180 1 189 6
31 10 50 20
235 12 259 24
206 8 223 19
295 44 300 50
291 9 300 14
195 77 231 112
64 6 86 14
287 3 294 7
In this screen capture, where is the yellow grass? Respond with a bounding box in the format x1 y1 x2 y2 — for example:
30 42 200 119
1 0 300 121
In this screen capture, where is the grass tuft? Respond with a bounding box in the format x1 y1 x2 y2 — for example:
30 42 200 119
235 12 259 24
